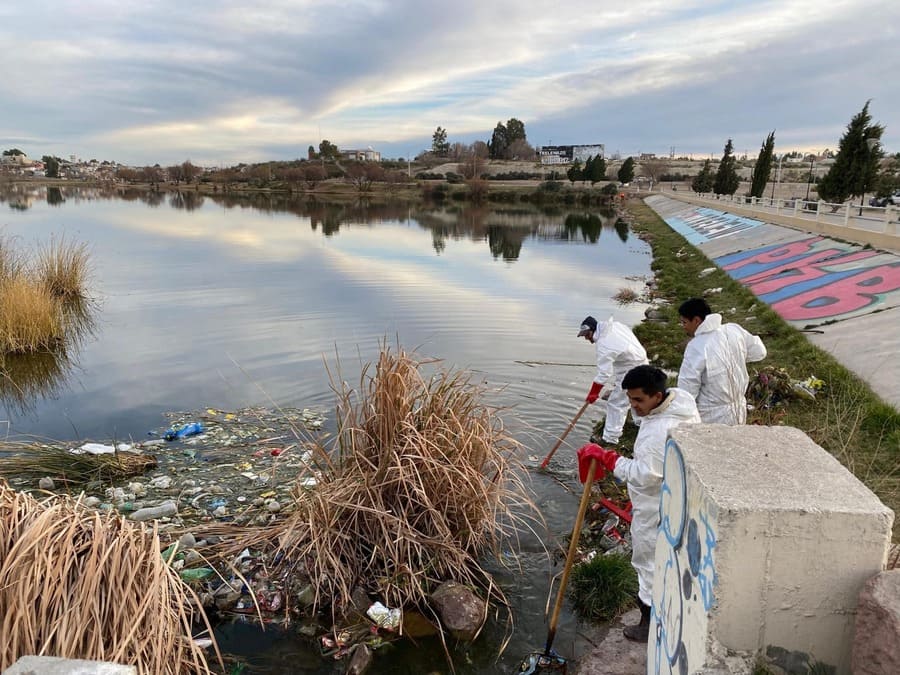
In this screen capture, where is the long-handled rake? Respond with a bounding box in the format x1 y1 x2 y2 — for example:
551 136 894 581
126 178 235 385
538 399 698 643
515 458 599 674
539 401 590 469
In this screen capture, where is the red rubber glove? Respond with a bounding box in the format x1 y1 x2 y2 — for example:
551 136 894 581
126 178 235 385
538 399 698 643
586 382 603 404
577 443 620 483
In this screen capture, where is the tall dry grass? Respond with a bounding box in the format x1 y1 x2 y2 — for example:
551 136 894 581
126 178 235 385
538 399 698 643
0 235 95 357
0 274 62 354
235 345 538 620
0 480 219 674
0 235 25 280
34 236 92 301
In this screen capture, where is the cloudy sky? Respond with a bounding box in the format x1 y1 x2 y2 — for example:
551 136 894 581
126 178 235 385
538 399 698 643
1 0 897 166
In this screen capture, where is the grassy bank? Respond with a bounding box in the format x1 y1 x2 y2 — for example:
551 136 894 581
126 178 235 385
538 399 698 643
10 176 622 207
623 198 900 537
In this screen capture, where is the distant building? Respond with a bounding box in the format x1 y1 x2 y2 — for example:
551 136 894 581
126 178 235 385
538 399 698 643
0 153 30 166
539 144 604 165
341 147 381 162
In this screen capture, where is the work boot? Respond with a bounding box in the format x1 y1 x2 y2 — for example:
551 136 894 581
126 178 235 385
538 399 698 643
623 601 651 642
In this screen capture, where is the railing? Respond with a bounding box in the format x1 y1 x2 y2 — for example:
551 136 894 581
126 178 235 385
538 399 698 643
677 191 899 236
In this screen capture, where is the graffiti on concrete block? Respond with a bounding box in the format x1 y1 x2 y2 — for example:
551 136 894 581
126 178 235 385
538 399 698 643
716 236 900 324
651 438 718 675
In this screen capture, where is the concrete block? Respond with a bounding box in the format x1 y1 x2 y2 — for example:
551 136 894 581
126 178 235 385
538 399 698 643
649 424 893 675
2 656 136 675
851 570 900 675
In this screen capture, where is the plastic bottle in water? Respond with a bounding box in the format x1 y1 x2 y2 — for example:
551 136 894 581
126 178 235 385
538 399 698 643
176 422 204 439
164 422 204 441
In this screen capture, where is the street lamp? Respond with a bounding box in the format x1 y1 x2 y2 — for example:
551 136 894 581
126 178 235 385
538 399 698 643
770 154 783 202
805 155 816 201
859 137 880 215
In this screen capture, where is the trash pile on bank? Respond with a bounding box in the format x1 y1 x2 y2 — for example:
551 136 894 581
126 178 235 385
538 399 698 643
748 365 826 411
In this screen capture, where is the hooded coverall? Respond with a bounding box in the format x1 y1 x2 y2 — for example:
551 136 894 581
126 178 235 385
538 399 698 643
591 317 649 444
612 388 700 605
677 313 767 425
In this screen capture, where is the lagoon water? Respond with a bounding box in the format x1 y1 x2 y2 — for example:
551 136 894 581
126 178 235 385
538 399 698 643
0 185 651 673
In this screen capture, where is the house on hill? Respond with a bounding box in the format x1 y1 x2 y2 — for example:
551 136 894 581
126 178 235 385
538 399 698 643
342 147 381 162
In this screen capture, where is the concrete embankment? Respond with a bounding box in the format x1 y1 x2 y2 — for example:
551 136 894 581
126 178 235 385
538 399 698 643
644 194 900 409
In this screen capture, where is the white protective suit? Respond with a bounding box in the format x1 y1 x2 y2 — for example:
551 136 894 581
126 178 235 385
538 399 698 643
592 317 649 444
677 313 767 425
612 388 700 605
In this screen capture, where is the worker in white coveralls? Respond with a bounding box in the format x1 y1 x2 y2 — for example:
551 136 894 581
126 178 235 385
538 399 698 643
577 365 700 642
676 297 767 425
577 315 649 445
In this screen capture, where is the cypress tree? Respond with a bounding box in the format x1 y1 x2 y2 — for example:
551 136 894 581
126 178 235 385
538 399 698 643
750 131 775 198
817 101 884 206
590 155 607 185
617 157 635 184
713 139 740 195
692 160 714 193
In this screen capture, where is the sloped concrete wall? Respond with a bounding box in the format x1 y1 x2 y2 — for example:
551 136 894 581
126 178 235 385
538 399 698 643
649 425 894 674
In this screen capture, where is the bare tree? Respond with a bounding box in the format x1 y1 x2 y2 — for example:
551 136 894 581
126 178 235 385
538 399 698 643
457 152 486 180
345 162 384 192
507 138 535 161
640 159 670 187
303 164 326 190
181 160 201 183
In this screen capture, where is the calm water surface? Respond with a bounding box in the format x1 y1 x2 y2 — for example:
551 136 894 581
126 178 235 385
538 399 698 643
0 185 652 673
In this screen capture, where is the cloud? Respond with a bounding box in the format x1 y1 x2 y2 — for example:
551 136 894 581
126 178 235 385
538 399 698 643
1 0 897 164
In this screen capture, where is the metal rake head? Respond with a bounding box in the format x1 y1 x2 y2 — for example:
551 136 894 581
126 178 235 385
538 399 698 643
516 651 568 674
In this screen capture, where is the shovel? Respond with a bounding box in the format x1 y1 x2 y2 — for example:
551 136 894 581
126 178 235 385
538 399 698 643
539 401 590 469
515 458 599 674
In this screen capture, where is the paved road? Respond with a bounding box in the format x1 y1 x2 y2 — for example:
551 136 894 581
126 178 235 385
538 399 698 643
645 194 900 408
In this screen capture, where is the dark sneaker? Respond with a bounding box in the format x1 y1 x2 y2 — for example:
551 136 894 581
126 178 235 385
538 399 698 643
622 621 649 642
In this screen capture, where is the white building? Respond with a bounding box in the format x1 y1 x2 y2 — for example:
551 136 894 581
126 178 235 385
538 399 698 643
341 146 381 162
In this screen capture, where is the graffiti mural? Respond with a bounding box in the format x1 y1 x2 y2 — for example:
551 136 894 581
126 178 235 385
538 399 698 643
664 207 763 245
650 438 718 675
716 236 900 325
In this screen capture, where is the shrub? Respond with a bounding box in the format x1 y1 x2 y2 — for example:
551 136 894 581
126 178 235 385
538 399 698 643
601 183 619 196
538 180 563 193
569 553 638 621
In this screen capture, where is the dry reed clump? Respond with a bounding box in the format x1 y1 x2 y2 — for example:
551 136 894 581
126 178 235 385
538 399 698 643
0 480 220 673
0 274 62 353
265 346 536 615
34 236 92 301
0 235 95 356
612 287 640 305
0 443 157 487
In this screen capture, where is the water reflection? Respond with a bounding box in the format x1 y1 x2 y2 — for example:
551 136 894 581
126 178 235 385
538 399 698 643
47 186 65 206
0 291 97 413
0 186 630 263
0 349 75 414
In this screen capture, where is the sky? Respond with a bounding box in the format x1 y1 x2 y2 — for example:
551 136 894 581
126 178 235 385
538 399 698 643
1 0 898 167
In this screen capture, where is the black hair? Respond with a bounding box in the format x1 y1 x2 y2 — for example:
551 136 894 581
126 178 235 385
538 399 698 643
621 365 668 396
678 297 711 320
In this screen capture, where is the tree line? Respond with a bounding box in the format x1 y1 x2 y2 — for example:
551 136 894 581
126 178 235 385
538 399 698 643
430 118 533 161
692 101 897 205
